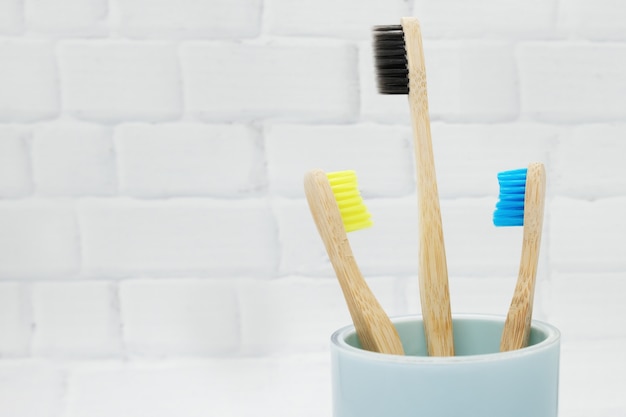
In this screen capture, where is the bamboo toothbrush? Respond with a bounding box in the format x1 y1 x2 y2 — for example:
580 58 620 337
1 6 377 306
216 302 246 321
304 169 404 355
372 17 454 356
493 162 546 351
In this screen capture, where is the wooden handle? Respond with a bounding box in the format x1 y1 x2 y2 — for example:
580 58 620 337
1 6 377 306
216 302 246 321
500 163 546 352
304 169 404 355
401 17 454 356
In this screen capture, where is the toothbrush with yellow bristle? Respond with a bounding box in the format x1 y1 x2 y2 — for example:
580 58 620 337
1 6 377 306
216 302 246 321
493 162 546 351
304 169 404 355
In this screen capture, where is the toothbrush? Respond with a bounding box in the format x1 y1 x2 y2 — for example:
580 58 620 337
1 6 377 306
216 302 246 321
493 162 546 351
304 169 404 355
372 17 454 356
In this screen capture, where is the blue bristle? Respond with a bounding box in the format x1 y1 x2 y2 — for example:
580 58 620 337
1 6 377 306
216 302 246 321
493 168 527 227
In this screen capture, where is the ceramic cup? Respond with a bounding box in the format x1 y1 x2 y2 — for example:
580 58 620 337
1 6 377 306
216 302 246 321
331 314 560 417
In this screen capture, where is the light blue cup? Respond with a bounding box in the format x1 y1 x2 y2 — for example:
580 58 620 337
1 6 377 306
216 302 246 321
331 314 560 417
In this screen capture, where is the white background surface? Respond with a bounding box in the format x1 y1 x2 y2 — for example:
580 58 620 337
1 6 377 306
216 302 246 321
1 0 626 416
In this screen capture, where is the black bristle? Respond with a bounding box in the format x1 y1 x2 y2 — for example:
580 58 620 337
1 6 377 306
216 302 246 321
373 25 403 32
372 25 408 95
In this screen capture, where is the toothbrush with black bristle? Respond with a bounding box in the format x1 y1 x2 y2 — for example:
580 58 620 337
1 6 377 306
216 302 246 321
372 17 454 357
493 162 546 351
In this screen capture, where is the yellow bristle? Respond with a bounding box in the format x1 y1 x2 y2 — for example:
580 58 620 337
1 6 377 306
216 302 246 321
326 170 373 232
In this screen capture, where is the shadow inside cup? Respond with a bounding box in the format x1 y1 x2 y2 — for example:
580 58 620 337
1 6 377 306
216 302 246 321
338 314 559 359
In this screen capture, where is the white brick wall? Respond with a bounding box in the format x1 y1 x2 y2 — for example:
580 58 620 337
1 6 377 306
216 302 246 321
58 41 182 122
552 124 626 198
0 201 79 278
180 41 359 122
120 279 239 356
558 0 626 40
239 276 351 354
0 126 32 198
32 123 117 196
0 0 23 34
519 43 626 122
0 283 31 356
1 1 625 416
266 0 410 39
25 0 108 36
116 0 262 39
32 282 122 357
413 0 557 39
265 123 413 197
550 197 626 273
0 41 59 122
79 198 277 276
115 123 264 197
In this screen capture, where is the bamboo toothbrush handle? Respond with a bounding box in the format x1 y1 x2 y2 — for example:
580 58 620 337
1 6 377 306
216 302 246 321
304 170 404 355
500 163 546 351
401 17 454 357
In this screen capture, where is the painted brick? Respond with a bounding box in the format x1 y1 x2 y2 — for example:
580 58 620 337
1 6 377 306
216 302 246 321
117 0 261 39
549 273 626 341
560 341 626 416
407 276 516 317
349 197 419 276
414 0 557 39
79 198 278 276
429 122 558 198
360 41 518 123
66 355 331 417
425 41 519 122
440 198 548 278
278 196 421 276
453 277 550 319
115 123 265 197
273 198 333 276
311 196 540 278
58 41 182 122
273 197 431 283
181 41 358 122
550 197 626 273
552 124 626 198
0 360 64 417
0 0 23 34
239 276 402 354
265 124 413 198
25 0 108 36
32 282 121 356
32 123 117 196
407 275 552 340
519 43 626 122
267 0 409 39
406 275 550 325
0 126 33 198
0 283 32 356
0 41 59 122
0 201 79 278
558 0 626 40
120 279 239 355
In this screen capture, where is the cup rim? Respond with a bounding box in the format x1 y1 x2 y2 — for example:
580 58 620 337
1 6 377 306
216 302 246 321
330 314 560 364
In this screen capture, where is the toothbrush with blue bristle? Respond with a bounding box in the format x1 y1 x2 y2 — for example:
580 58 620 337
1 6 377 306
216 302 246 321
494 162 546 351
